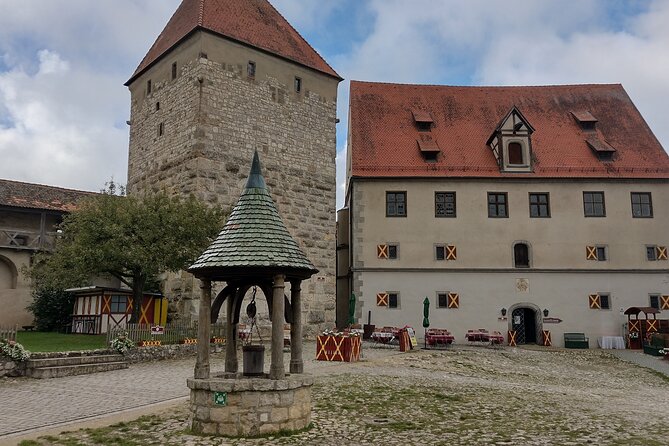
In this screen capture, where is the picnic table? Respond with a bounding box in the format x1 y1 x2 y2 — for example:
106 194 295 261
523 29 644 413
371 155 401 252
371 326 400 346
425 328 454 347
465 329 504 345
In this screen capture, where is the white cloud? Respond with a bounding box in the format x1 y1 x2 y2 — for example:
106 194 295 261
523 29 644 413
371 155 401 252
0 50 128 190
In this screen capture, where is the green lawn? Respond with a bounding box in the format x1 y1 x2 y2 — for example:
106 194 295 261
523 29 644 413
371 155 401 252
16 332 108 352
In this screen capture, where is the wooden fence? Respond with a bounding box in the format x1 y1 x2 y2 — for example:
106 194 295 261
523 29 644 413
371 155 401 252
0 325 18 342
106 321 225 345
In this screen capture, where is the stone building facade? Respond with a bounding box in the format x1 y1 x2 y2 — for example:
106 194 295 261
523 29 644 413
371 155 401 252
339 81 669 346
125 0 341 333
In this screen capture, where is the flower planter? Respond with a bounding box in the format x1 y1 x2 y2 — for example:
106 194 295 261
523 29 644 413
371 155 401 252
316 335 361 362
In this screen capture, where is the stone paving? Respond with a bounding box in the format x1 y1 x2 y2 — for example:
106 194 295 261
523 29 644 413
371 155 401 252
2 344 669 445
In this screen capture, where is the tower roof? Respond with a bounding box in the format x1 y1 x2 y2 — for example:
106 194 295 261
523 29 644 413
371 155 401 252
127 0 341 85
188 151 318 281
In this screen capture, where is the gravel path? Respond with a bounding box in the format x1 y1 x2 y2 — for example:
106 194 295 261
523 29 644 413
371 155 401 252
8 343 668 446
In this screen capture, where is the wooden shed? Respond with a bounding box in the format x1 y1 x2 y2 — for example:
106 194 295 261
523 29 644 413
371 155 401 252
67 286 167 334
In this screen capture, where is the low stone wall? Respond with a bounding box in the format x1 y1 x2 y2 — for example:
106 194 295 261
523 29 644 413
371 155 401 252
0 356 23 378
124 343 224 363
187 373 313 436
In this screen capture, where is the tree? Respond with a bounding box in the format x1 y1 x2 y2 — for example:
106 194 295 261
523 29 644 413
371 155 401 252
27 288 75 332
30 186 224 323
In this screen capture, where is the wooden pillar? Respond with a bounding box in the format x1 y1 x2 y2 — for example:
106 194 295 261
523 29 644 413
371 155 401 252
290 280 303 374
269 274 286 380
194 279 211 379
225 289 238 373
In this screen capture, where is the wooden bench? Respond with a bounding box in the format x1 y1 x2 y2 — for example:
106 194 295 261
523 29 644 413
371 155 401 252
564 332 589 349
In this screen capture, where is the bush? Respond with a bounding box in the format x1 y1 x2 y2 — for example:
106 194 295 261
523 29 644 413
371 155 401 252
27 288 75 332
0 338 31 361
110 332 136 354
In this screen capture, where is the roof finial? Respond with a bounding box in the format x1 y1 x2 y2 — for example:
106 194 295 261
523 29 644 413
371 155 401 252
245 150 266 189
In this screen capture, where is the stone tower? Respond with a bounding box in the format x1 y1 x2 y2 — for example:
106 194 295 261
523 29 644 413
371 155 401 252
125 0 341 334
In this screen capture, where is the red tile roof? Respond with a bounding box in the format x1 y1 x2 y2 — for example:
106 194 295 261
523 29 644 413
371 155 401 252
0 179 96 212
349 81 669 179
127 0 340 85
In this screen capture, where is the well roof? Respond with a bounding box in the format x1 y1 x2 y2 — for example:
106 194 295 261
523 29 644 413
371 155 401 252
127 0 340 85
188 152 318 281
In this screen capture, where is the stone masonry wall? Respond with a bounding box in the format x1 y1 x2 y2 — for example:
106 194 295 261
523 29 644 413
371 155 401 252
127 49 338 335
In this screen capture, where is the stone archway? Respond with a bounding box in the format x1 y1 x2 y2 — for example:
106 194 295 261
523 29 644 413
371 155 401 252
508 302 543 345
0 255 18 289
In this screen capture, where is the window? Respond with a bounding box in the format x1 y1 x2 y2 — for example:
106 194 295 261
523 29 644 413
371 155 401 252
417 121 431 131
294 77 302 92
171 62 177 80
386 192 407 217
589 293 610 310
146 79 152 94
437 292 459 309
650 294 660 310
583 192 605 217
155 102 160 111
488 192 508 218
586 245 607 261
600 294 610 309
508 142 524 165
647 245 667 261
110 295 128 313
247 61 256 78
158 122 164 137
631 192 653 218
388 292 399 309
435 192 456 217
529 193 550 218
377 244 398 259
436 245 445 261
514 243 530 268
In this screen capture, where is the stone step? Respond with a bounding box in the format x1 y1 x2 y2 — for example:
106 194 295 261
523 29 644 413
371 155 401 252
26 361 129 379
27 354 125 368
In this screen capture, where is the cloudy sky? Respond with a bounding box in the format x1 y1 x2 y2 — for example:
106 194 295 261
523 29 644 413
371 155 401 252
0 0 668 208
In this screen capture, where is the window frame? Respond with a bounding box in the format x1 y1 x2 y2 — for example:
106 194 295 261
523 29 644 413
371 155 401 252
583 191 606 217
631 192 653 218
436 292 449 309
507 141 525 165
247 61 256 78
387 292 400 309
110 295 128 314
647 245 658 261
387 244 398 260
435 245 445 261
513 242 530 268
487 192 509 218
599 293 611 310
386 191 407 217
529 192 550 218
649 294 660 310
435 191 456 218
595 246 607 261
294 76 302 93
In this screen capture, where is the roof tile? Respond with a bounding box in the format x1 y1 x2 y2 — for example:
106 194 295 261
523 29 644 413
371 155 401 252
349 81 669 179
129 0 340 84
0 179 96 212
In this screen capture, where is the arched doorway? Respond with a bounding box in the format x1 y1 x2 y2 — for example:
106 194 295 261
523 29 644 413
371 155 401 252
510 304 541 344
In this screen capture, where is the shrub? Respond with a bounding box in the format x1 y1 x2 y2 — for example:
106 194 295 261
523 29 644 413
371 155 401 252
110 332 135 354
0 338 31 361
27 288 75 332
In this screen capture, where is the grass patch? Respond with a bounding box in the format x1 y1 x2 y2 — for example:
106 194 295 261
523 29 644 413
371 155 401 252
16 332 107 352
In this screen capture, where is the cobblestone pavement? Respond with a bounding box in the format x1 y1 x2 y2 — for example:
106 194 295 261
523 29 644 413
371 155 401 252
4 343 669 446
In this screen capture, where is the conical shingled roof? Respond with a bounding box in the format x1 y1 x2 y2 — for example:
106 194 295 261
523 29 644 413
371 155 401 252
188 152 318 281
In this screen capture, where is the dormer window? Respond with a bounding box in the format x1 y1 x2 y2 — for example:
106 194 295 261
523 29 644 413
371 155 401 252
417 133 440 162
508 142 524 165
571 111 597 132
412 110 433 132
487 106 534 173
